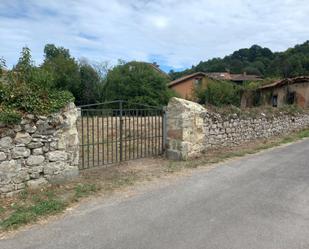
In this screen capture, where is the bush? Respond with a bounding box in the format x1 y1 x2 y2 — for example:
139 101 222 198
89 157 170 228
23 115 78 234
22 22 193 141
103 61 172 106
0 47 75 125
195 80 242 107
0 107 21 125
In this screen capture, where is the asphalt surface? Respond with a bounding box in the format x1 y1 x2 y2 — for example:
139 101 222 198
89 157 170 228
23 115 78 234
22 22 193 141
1 139 309 249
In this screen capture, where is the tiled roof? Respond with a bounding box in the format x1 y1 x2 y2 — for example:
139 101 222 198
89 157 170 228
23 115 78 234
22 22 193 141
168 72 206 87
259 76 309 90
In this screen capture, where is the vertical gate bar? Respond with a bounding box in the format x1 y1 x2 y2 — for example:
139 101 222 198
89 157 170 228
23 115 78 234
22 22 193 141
136 109 140 157
86 110 90 168
119 101 123 162
101 110 104 166
107 112 109 164
112 110 114 164
81 109 84 169
97 111 100 166
129 110 131 160
154 110 158 155
115 108 118 163
148 112 150 156
162 107 167 154
124 109 126 161
92 112 95 168
132 110 135 159
151 110 154 156
144 110 146 157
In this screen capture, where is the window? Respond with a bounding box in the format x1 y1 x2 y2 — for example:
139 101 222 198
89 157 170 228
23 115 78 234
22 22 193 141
287 91 295 105
272 95 278 107
194 78 202 86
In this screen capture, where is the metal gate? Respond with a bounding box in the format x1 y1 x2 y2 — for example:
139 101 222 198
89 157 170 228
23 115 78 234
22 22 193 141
77 100 166 170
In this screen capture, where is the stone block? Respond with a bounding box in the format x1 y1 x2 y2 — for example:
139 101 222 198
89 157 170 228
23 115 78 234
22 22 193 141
0 136 13 150
27 178 48 190
24 124 37 133
0 160 19 172
26 155 45 166
33 148 43 155
46 151 68 162
27 142 43 149
15 132 32 145
0 152 6 161
12 146 31 159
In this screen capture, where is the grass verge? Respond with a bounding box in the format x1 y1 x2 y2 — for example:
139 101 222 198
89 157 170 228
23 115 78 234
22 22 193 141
1 128 309 232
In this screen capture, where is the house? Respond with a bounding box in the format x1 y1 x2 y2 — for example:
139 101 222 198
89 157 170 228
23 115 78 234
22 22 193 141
256 76 309 108
168 72 208 100
168 71 261 100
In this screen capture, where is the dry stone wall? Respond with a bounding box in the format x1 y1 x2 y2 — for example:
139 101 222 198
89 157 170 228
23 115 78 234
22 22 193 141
0 103 79 197
167 97 309 160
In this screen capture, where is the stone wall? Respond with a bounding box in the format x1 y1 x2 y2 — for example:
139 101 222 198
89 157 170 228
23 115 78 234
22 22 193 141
0 103 79 197
167 97 309 160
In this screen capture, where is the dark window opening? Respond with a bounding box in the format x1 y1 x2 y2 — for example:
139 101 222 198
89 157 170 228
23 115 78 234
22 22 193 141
194 78 202 86
287 92 295 105
272 95 278 107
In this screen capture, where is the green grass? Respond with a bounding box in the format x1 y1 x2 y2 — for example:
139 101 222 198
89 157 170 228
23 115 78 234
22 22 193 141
0 197 66 230
296 129 309 139
0 206 5 214
74 183 98 199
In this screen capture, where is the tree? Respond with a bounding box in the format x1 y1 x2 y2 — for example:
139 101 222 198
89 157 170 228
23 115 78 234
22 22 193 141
42 44 81 101
104 61 172 106
171 40 309 79
14 47 34 83
0 57 6 76
79 61 101 105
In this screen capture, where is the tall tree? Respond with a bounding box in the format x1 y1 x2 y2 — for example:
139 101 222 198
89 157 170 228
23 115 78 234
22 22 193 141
104 61 172 106
42 44 81 100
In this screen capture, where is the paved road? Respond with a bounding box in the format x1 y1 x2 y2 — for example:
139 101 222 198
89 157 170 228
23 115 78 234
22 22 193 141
2 139 309 249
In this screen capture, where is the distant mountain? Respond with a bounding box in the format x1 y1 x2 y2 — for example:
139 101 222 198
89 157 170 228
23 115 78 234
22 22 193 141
169 41 309 80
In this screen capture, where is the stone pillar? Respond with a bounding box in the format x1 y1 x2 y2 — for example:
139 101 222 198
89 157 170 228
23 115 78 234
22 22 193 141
166 97 206 160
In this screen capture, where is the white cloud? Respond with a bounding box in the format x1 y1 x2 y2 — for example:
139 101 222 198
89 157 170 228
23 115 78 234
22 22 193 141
0 0 308 70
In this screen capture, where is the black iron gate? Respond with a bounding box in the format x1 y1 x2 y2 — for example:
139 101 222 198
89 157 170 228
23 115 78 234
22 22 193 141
77 101 166 170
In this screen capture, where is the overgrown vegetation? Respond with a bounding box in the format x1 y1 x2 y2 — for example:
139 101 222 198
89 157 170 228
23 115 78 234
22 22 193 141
103 61 175 106
0 47 75 124
194 79 242 107
1 45 174 120
169 40 309 80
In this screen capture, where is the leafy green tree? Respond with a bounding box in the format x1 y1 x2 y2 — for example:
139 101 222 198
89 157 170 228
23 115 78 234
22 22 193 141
104 61 172 106
42 44 81 100
79 61 101 105
0 57 6 76
195 80 242 107
14 47 34 83
171 40 309 79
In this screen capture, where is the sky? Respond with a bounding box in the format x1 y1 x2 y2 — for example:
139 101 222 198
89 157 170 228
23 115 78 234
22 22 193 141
0 0 309 72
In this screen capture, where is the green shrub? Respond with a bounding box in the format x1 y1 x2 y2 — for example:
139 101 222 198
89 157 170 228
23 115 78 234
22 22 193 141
195 80 242 107
0 107 21 125
0 47 75 125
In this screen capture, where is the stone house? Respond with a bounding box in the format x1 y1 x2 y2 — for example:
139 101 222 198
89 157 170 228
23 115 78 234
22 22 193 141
168 72 261 100
241 76 309 108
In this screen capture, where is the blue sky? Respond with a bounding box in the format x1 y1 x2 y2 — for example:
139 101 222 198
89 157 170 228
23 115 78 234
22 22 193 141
0 0 309 72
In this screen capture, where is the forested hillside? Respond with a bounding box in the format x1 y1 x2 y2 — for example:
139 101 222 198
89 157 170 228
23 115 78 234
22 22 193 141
169 41 309 80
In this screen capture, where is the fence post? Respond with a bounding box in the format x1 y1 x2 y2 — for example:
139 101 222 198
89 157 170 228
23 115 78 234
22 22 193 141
119 101 123 162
